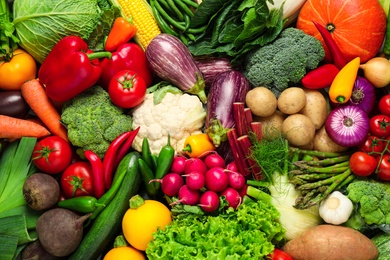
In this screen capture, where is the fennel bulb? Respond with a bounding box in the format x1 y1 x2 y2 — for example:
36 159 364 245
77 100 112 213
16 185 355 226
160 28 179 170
267 0 308 26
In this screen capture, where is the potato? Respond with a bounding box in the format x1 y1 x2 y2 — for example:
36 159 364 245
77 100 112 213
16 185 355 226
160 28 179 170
277 87 306 114
282 114 315 147
245 87 277 117
299 89 328 129
313 125 349 153
282 225 379 260
253 110 286 140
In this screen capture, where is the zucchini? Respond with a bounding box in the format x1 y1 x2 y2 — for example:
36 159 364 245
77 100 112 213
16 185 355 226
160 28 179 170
371 232 390 260
69 152 141 260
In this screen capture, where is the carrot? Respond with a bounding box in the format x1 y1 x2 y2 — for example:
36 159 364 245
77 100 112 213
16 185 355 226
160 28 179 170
0 115 51 139
20 79 68 142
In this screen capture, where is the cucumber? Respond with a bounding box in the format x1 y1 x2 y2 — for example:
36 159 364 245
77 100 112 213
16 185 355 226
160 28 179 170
371 232 390 260
69 152 141 260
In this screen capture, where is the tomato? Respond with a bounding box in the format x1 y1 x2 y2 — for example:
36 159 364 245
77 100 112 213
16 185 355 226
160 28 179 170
269 248 293 260
108 70 146 109
379 94 390 116
32 136 73 174
349 151 377 177
358 134 385 156
0 49 37 90
369 114 390 138
376 154 390 181
61 162 94 198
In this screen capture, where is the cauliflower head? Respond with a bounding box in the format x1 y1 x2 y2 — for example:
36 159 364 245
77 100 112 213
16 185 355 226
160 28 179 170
132 92 206 154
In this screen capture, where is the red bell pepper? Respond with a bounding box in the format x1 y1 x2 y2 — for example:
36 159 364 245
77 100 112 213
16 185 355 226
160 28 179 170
38 36 112 102
301 63 340 90
98 42 153 89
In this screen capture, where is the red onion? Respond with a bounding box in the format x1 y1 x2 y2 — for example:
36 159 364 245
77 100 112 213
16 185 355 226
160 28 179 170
345 76 376 115
325 105 370 147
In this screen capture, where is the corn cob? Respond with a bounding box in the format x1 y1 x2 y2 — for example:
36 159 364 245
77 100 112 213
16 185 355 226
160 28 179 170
115 0 161 49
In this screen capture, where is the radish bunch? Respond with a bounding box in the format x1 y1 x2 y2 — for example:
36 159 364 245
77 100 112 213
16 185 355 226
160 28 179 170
159 152 247 213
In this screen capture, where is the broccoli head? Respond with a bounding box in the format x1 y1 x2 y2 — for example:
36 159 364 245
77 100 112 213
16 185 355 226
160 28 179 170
243 27 325 97
61 85 133 158
344 179 390 233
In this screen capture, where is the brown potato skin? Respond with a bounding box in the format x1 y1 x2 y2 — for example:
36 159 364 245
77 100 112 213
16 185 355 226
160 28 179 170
299 89 328 130
313 126 349 153
277 87 306 115
282 114 315 147
282 225 379 260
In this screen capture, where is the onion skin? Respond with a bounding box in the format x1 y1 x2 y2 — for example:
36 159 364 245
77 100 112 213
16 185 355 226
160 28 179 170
145 34 207 103
345 76 376 115
359 57 390 88
325 105 370 147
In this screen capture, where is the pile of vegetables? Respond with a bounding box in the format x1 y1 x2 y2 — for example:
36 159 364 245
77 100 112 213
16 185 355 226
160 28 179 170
3 0 390 259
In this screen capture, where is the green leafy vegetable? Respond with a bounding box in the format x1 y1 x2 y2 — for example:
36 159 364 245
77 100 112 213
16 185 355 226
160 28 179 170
0 0 19 59
187 0 284 64
146 197 285 259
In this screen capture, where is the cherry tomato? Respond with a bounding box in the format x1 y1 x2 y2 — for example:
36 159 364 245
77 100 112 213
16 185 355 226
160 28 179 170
32 136 73 174
349 151 377 177
377 154 390 181
61 162 94 198
108 69 146 109
358 134 385 157
379 94 390 116
369 114 390 138
269 248 293 260
0 49 37 90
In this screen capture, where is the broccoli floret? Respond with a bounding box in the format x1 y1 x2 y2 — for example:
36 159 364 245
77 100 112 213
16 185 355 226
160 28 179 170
61 85 133 159
344 180 390 233
243 27 325 97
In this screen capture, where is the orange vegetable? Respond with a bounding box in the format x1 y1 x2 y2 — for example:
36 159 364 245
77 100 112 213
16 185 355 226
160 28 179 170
105 17 137 52
182 133 216 158
0 115 50 139
20 79 68 141
122 195 171 251
328 57 360 104
0 49 37 90
103 235 146 260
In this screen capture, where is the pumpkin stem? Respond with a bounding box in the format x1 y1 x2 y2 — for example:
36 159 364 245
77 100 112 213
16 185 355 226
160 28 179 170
326 23 336 33
129 194 145 209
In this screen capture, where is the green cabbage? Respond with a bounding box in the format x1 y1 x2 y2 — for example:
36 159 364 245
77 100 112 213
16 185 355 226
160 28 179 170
12 0 113 63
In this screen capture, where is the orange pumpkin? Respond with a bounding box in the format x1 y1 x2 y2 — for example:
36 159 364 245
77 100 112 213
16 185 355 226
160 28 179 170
296 0 387 63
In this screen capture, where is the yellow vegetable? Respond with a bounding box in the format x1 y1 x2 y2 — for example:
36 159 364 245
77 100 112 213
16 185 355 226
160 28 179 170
122 195 172 251
114 0 161 49
328 57 360 104
104 236 146 260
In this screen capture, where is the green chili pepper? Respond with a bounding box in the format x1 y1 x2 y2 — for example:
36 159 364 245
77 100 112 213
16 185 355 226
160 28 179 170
57 196 105 213
141 137 155 171
138 158 158 196
154 134 175 191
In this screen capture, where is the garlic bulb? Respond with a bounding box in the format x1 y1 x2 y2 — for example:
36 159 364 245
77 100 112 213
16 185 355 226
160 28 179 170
319 191 353 225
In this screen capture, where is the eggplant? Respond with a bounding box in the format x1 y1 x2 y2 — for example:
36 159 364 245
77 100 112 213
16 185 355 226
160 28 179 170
194 56 233 88
206 70 251 147
145 33 207 103
0 91 30 118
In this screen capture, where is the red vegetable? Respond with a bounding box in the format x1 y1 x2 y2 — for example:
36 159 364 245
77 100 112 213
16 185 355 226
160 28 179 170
301 63 339 89
154 173 184 197
198 190 220 213
269 248 293 260
38 36 112 102
183 171 205 190
99 42 153 89
113 126 140 169
358 134 385 156
108 70 147 109
171 184 200 206
379 94 390 116
345 76 376 115
349 151 376 177
105 17 137 52
377 154 390 181
313 21 347 69
220 187 241 209
32 136 72 174
369 114 390 138
205 167 229 192
61 162 94 198
84 150 105 199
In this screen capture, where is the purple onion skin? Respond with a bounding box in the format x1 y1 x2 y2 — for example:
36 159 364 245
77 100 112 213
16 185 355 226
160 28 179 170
345 76 376 115
206 70 251 129
325 105 370 147
145 34 207 103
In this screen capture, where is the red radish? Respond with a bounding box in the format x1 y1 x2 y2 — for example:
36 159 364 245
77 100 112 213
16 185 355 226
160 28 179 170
184 158 207 175
199 190 220 213
204 152 226 169
183 171 205 190
205 167 229 192
150 173 184 197
238 184 248 198
226 161 238 172
170 156 187 175
170 185 200 206
220 187 242 209
226 170 246 190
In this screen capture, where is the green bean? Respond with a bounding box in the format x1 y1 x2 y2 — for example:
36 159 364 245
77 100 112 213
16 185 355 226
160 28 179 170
173 0 195 17
180 0 199 9
151 0 179 36
166 0 185 20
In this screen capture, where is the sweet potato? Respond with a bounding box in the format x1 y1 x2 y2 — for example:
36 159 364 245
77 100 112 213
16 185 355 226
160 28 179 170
282 224 378 260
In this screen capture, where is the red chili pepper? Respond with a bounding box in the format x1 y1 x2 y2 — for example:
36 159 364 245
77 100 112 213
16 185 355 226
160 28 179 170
38 36 112 102
301 63 340 89
84 150 105 199
113 126 140 169
105 17 137 52
102 131 132 190
313 21 347 70
98 43 153 89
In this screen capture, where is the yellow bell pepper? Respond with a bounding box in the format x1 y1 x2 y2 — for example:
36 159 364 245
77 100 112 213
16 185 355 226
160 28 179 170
182 133 216 158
